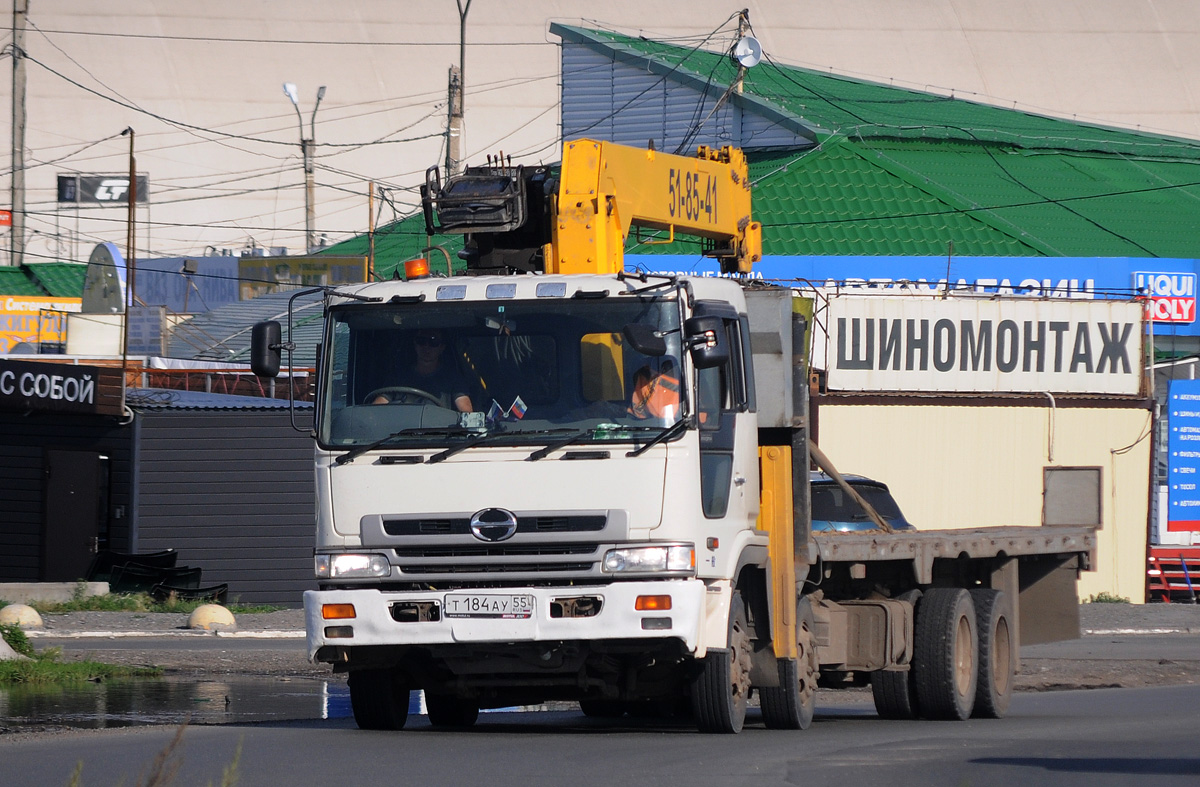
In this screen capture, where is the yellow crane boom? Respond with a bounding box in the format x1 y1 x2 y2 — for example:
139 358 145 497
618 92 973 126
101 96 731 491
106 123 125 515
551 138 761 276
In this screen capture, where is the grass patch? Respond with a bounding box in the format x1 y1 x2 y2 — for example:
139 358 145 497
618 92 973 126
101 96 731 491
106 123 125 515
1085 591 1131 603
6 582 280 615
1 622 35 657
0 658 161 684
29 588 281 615
2 623 160 684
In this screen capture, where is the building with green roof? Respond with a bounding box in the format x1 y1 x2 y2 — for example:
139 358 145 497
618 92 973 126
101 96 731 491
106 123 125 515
319 23 1200 358
24 262 87 298
0 266 46 297
322 22 1200 274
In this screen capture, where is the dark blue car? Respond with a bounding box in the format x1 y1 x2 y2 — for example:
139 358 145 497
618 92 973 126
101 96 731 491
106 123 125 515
810 472 917 533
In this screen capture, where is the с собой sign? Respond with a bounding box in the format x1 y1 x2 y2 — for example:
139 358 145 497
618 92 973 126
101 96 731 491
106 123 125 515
0 358 123 416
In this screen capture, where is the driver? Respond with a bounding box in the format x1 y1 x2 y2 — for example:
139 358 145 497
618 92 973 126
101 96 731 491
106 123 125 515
371 329 474 412
628 357 679 421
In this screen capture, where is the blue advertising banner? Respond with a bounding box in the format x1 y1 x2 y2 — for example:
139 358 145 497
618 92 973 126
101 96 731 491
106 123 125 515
135 257 241 314
630 254 1200 336
1167 378 1200 532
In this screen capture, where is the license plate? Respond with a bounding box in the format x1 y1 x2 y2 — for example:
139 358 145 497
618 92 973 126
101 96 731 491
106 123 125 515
443 593 534 619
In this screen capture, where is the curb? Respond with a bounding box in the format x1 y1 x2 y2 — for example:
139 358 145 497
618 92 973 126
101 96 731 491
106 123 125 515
25 630 305 640
1083 628 1195 636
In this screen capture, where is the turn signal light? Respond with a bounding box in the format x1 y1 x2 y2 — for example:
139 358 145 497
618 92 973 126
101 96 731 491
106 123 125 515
635 595 672 611
322 603 356 620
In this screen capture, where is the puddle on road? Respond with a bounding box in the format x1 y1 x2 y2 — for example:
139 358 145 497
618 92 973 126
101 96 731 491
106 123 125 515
0 679 551 730
0 676 358 730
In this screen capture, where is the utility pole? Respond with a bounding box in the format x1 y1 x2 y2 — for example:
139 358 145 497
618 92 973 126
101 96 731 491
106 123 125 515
735 9 749 95
368 180 376 281
445 66 463 176
10 0 28 267
120 127 135 401
445 0 471 175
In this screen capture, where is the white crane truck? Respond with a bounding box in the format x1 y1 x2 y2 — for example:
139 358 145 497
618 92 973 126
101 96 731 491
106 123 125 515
252 139 1096 733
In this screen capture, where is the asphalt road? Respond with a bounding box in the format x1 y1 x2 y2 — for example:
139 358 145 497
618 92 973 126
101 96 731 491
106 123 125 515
3 685 1198 787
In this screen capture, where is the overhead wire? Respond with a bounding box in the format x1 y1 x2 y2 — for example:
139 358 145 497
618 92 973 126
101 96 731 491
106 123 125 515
28 27 553 48
23 54 445 150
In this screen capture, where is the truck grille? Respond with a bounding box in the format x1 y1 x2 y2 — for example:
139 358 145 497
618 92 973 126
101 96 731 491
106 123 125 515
399 561 596 575
383 515 605 537
395 543 601 576
370 511 619 580
394 544 597 558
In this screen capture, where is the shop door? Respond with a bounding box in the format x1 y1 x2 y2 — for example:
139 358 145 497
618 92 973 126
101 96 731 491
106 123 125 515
42 450 106 581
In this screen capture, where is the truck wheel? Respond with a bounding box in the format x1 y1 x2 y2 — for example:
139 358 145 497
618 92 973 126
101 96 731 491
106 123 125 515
913 588 978 720
425 694 479 727
871 589 922 720
690 592 752 734
579 700 626 718
760 597 818 730
969 589 1013 719
348 668 410 730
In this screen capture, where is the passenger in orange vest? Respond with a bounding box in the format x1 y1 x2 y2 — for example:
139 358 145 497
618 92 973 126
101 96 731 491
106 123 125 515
629 358 680 421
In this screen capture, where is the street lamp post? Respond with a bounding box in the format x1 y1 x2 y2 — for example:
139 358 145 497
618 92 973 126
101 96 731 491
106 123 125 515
283 83 326 253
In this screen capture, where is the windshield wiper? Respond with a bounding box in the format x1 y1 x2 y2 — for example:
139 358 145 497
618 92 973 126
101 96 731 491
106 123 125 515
426 427 576 464
625 417 690 458
527 429 593 461
426 430 510 465
617 270 678 295
334 426 474 466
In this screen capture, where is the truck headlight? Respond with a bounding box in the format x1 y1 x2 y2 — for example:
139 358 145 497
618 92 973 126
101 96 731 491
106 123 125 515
315 553 391 579
602 545 694 574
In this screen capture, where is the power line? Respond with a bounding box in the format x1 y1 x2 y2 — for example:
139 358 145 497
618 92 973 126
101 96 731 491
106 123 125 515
23 54 447 150
29 27 553 47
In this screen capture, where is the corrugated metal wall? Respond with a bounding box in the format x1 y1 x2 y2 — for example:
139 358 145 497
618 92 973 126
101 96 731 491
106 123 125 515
0 414 133 581
133 410 315 607
561 43 810 151
816 402 1153 602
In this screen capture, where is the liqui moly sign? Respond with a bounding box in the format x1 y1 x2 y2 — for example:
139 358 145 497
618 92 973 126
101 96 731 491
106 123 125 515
1135 271 1196 324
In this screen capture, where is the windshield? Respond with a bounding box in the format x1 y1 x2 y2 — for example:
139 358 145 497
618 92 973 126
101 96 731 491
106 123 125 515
318 294 684 448
811 483 905 523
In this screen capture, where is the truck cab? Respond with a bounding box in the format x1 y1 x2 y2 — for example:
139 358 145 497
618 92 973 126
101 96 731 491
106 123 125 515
299 271 773 728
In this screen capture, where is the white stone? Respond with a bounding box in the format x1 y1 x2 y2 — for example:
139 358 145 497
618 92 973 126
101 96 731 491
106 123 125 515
0 604 44 629
0 638 32 662
188 604 237 631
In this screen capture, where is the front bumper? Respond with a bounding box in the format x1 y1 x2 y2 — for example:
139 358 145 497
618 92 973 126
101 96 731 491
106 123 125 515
303 579 708 661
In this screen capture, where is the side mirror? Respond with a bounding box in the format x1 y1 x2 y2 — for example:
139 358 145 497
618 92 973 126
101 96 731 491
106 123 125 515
251 321 282 378
622 323 667 356
684 316 729 369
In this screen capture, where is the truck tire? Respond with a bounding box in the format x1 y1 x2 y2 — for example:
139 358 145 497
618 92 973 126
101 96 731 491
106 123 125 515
969 588 1014 719
760 597 818 730
348 668 410 730
690 592 752 734
871 589 923 720
425 694 479 727
913 587 978 721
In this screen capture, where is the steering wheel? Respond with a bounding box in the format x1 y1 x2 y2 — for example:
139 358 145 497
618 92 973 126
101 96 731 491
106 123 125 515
365 386 444 406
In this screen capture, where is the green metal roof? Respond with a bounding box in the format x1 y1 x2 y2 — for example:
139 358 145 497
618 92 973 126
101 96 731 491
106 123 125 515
318 221 466 281
0 266 46 296
24 262 86 297
323 24 1200 264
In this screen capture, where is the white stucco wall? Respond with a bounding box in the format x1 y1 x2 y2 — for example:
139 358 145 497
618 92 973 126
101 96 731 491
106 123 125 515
1 1 1198 262
816 402 1153 602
